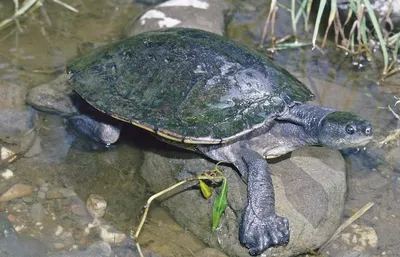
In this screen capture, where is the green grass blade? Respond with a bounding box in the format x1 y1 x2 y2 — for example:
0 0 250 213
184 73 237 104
391 34 400 68
312 0 327 48
360 14 368 45
362 0 389 74
292 0 297 38
295 0 308 24
305 0 314 30
276 2 291 12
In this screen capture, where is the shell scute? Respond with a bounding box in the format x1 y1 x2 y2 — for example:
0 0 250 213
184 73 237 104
68 28 314 143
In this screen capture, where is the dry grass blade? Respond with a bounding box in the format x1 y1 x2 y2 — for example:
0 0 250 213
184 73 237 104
260 0 277 47
0 0 39 30
322 0 336 47
52 0 78 13
319 202 374 251
378 129 400 147
0 0 78 31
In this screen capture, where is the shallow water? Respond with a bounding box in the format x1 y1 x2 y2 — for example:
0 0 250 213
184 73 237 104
0 0 399 256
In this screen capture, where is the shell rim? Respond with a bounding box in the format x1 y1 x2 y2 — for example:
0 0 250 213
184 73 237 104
80 97 267 145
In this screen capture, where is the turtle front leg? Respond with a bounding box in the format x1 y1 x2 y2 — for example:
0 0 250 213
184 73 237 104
234 149 289 256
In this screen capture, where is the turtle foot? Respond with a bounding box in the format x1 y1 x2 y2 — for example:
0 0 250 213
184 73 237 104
239 209 289 256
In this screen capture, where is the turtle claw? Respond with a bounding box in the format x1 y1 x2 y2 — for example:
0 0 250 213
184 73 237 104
240 208 289 256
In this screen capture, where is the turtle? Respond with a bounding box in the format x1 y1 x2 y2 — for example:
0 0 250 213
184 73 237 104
66 27 373 256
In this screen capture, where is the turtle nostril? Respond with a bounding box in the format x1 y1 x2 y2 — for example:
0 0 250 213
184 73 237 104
364 125 372 136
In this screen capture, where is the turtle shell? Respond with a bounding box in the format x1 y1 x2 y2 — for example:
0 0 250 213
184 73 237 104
67 28 314 144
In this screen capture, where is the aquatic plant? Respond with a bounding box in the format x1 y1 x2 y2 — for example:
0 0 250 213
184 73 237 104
0 0 78 31
261 0 400 79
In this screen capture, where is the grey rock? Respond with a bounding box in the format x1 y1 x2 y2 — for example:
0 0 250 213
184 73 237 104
124 0 231 37
0 109 35 137
19 235 49 257
24 136 42 158
139 146 346 257
0 214 37 257
0 80 35 138
26 73 78 116
0 80 27 109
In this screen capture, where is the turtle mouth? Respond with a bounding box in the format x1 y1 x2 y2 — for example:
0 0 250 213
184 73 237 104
344 136 374 149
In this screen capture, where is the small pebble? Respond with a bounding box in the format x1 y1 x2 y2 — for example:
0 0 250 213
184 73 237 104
30 203 45 222
37 191 47 200
1 169 14 179
87 194 107 219
53 242 65 250
55 225 64 236
22 196 33 203
46 190 64 199
70 204 88 216
98 225 126 244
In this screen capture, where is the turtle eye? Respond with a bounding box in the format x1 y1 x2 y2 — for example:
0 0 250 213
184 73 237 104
345 124 355 135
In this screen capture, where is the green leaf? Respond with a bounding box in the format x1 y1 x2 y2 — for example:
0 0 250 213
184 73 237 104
199 180 212 199
212 179 228 232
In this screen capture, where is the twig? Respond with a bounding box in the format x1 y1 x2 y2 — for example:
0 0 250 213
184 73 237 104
319 202 374 251
131 172 226 257
0 0 78 31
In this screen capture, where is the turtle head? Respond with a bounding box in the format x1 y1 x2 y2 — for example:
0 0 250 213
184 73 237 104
318 111 373 150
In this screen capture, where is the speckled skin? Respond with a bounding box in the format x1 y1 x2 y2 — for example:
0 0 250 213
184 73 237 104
67 28 373 256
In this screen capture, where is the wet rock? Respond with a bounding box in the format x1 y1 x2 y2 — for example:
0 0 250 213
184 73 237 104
0 215 38 257
0 109 35 138
30 203 45 222
0 80 35 139
24 136 42 158
140 147 346 257
19 235 49 257
48 241 112 257
26 73 78 116
124 0 231 37
134 207 206 256
0 80 27 109
0 184 33 202
86 194 107 219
